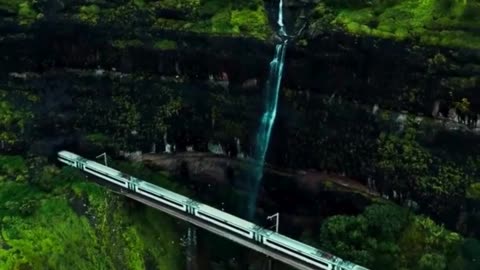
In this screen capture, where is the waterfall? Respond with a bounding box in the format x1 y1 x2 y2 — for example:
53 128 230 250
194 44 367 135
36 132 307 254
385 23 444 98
248 0 288 218
277 0 287 37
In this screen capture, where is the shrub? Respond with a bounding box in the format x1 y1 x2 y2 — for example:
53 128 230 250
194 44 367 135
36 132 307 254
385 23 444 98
154 40 177 50
18 1 38 25
78 5 100 25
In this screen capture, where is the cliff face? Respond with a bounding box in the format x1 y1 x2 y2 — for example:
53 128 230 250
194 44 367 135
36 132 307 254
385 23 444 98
1 1 480 269
2 0 480 116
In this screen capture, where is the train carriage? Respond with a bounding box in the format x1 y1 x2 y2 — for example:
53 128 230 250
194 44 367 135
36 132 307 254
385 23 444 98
57 150 369 270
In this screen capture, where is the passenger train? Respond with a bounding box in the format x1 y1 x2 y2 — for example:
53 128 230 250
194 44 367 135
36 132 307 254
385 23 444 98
58 150 368 270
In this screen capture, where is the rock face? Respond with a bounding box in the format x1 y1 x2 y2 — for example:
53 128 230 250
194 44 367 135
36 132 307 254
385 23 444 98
2 0 480 242
2 1 479 117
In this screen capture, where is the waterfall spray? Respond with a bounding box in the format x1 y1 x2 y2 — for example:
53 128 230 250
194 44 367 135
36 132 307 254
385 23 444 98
248 0 288 219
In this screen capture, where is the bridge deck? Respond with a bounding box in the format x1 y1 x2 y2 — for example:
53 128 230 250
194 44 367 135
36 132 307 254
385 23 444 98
89 176 318 270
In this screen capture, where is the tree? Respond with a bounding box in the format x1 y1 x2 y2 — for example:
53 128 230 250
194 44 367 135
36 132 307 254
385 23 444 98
0 90 34 149
107 92 141 150
318 204 410 268
316 204 463 270
376 125 431 198
415 163 470 219
418 253 446 270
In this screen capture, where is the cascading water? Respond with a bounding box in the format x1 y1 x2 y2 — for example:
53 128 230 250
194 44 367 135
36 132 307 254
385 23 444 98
248 0 288 218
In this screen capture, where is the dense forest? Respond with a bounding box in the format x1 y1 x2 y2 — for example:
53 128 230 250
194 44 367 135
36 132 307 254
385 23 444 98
1 0 480 269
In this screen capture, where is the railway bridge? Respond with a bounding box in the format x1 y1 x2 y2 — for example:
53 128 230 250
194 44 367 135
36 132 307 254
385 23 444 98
58 151 368 270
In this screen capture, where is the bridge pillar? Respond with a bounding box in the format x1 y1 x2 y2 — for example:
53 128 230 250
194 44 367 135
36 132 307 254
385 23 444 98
185 226 197 270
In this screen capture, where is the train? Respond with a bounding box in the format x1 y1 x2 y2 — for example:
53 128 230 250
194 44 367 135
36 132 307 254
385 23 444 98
58 150 369 270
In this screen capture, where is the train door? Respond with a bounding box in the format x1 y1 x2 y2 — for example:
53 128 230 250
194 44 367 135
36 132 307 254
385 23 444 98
75 160 85 170
253 226 265 243
127 180 137 192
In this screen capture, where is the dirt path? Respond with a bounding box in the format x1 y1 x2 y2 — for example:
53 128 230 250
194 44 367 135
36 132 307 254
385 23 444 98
142 152 380 198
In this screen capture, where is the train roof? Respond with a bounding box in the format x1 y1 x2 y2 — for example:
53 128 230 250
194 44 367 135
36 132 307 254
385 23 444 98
58 151 81 160
85 160 122 177
196 203 257 229
137 181 189 199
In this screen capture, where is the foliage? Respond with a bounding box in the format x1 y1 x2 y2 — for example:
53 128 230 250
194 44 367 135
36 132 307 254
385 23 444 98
154 39 178 50
454 98 471 113
318 204 409 267
315 0 480 48
74 78 189 151
155 0 200 11
0 90 35 146
85 133 111 148
111 39 144 49
466 183 480 200
0 155 28 182
0 0 21 13
210 8 232 33
317 203 464 269
2 0 271 39
374 118 473 220
109 93 141 149
230 7 269 39
17 1 38 25
78 5 100 25
0 156 183 270
376 125 431 195
102 2 155 29
111 160 186 194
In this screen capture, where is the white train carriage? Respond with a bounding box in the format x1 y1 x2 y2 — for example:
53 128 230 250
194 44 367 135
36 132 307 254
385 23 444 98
58 151 128 188
84 161 128 188
58 150 79 166
136 181 188 211
262 232 336 270
57 151 370 270
194 203 255 238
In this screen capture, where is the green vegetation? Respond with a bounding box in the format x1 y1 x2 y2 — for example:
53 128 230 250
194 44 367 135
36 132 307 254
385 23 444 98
376 122 472 217
111 39 144 49
154 39 178 50
0 155 183 270
314 0 480 48
466 183 480 200
78 5 100 25
0 89 35 147
281 93 480 234
150 0 271 39
0 0 271 40
0 0 22 13
314 203 479 269
0 155 28 182
111 160 187 195
85 133 112 148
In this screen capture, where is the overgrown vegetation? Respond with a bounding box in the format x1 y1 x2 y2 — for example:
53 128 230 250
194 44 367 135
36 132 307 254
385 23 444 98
309 203 480 269
0 0 271 40
0 155 183 270
312 0 480 48
0 89 36 148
